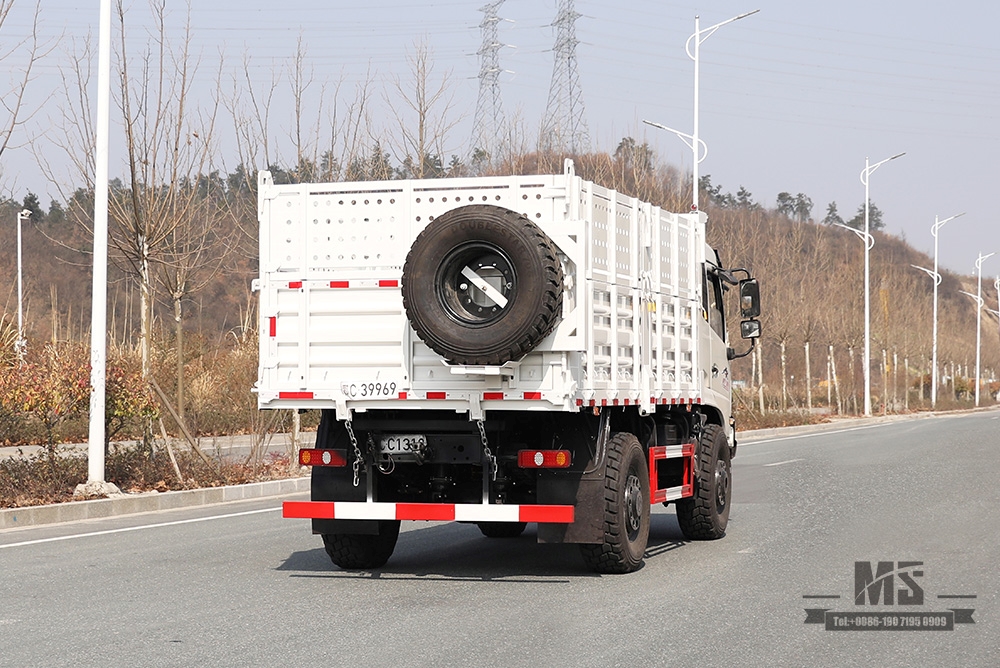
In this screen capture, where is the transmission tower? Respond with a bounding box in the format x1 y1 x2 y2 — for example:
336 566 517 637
541 0 589 154
470 1 508 166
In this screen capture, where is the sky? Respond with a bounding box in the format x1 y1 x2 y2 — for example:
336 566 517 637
2 0 999 276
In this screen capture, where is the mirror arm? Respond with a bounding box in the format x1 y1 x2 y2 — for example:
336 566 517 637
727 338 756 361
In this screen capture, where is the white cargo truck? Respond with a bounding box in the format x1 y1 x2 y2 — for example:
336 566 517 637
257 160 761 573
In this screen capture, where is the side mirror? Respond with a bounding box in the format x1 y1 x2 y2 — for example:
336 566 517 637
740 319 761 340
739 279 761 318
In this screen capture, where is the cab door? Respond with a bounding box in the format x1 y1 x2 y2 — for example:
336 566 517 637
701 265 733 422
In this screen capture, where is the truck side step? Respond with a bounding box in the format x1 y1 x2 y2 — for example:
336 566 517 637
648 442 695 503
284 501 574 524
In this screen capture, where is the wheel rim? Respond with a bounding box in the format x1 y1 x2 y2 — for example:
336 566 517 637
714 459 730 511
624 472 643 539
436 241 516 326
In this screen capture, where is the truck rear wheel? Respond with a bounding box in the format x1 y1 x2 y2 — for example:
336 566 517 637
321 520 401 570
579 432 650 574
401 204 563 365
675 424 731 540
477 522 526 538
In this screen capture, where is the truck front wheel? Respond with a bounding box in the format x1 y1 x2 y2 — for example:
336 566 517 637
579 432 650 574
675 424 731 540
321 520 401 570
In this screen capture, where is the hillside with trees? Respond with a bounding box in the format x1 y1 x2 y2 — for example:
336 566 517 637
1 2 997 453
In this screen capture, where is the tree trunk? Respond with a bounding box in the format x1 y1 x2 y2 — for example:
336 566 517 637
804 341 812 411
904 356 909 411
140 239 152 378
780 340 788 411
881 348 888 415
826 354 832 409
830 344 842 415
289 410 301 475
174 290 184 420
848 346 857 414
893 350 898 412
756 344 765 414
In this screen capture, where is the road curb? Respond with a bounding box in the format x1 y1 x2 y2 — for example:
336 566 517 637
0 476 310 531
738 405 1000 443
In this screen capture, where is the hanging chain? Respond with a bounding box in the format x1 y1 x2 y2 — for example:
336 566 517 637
344 420 363 487
477 419 497 481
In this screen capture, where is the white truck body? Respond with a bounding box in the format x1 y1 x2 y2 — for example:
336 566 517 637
256 161 731 439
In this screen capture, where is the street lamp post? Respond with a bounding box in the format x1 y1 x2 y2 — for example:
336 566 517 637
87 0 112 484
643 9 758 212
858 153 905 416
995 276 1000 345
929 212 966 408
960 252 995 406
911 263 941 406
15 209 31 362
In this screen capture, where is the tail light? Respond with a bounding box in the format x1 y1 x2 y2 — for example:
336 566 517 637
299 449 347 467
518 449 572 469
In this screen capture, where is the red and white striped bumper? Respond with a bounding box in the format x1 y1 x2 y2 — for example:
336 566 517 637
283 501 574 524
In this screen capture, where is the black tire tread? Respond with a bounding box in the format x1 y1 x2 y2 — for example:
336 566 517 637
321 520 400 570
579 432 649 574
675 424 730 540
477 521 527 538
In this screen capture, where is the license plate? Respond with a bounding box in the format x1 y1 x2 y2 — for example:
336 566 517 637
380 434 427 458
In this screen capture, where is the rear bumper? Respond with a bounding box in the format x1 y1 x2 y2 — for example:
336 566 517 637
283 500 574 523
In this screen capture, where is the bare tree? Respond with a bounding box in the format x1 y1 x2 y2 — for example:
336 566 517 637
386 39 463 179
0 0 51 189
108 0 220 425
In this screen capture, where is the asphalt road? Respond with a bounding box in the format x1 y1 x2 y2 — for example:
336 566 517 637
1 411 997 667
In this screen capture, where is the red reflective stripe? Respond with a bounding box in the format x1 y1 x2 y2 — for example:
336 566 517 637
519 505 574 523
279 391 314 400
282 501 575 523
575 398 583 406
378 279 399 288
268 317 276 337
398 392 408 400
283 501 334 519
288 281 302 289
483 392 504 400
396 503 455 521
427 391 447 400
523 392 542 400
330 281 349 288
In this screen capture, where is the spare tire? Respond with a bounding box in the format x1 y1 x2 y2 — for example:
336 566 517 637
401 205 563 365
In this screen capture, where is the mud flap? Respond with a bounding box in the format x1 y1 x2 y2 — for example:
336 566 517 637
536 473 605 544
310 463 381 536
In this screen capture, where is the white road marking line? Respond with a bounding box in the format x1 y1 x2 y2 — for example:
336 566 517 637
0 507 280 550
743 422 893 445
763 458 804 467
